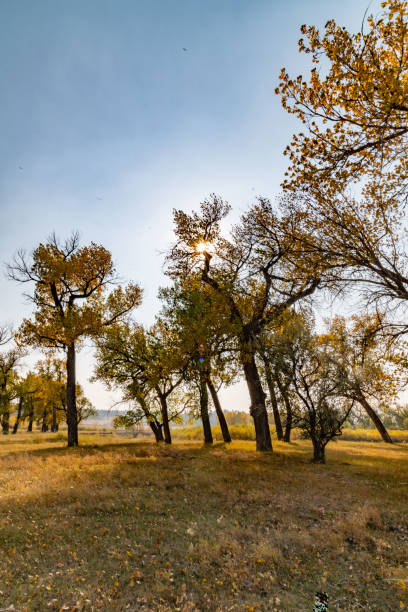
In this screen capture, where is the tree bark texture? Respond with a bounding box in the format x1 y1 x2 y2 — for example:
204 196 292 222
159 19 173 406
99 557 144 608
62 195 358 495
242 349 272 451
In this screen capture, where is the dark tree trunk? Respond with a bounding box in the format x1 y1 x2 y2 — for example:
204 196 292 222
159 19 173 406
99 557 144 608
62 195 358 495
312 439 326 464
158 393 172 444
357 394 393 444
149 420 164 442
12 396 23 434
242 347 272 451
51 406 58 432
66 343 78 447
41 406 49 432
199 369 213 444
27 398 34 432
1 410 10 435
207 376 231 443
262 358 283 440
276 376 292 442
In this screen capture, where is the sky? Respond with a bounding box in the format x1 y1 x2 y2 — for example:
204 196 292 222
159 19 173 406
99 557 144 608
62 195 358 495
0 0 377 413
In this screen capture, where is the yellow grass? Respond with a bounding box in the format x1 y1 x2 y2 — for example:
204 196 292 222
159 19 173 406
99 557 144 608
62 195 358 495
0 433 407 611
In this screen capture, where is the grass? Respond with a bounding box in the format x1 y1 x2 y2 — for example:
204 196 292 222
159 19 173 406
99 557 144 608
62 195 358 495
0 433 407 611
173 424 408 443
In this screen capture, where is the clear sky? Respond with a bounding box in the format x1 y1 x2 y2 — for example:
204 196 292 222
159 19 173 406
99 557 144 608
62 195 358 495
0 0 376 412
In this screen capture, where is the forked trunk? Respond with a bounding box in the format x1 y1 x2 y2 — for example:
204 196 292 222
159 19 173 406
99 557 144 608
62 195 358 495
199 369 213 444
12 396 23 434
207 377 231 443
149 420 164 442
66 343 78 447
242 351 272 451
357 394 393 444
158 393 172 444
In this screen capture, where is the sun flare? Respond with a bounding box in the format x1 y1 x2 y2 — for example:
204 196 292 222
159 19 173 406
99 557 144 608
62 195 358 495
195 241 210 253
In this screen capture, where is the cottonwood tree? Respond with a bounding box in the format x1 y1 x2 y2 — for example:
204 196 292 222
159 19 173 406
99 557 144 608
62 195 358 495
276 1 408 338
8 233 142 446
94 321 186 444
276 0 408 199
285 320 354 463
167 196 321 451
321 315 402 443
257 309 312 442
159 280 236 443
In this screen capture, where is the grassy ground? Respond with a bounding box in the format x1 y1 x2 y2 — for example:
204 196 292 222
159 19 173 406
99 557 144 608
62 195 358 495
0 434 407 611
173 424 408 443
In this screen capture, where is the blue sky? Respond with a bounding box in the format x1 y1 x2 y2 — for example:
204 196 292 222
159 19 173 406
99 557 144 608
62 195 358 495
0 0 375 411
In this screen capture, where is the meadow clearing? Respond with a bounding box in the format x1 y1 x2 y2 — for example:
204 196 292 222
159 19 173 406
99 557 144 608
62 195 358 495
0 434 407 611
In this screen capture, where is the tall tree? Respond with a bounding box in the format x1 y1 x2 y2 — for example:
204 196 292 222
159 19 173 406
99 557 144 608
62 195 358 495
167 196 320 451
275 1 408 338
159 281 235 443
8 233 142 446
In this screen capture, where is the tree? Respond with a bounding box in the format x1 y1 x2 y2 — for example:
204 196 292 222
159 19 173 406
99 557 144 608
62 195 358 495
159 280 235 444
167 196 321 451
94 321 186 444
8 233 142 447
321 315 401 443
276 0 408 199
0 332 23 435
285 319 354 463
275 2 408 338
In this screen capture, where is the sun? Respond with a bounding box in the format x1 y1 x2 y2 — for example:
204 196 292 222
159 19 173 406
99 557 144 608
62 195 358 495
195 241 210 253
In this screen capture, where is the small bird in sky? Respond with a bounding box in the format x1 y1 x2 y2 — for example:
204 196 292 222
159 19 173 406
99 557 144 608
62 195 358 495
96 197 103 201
182 47 188 51
18 166 23 170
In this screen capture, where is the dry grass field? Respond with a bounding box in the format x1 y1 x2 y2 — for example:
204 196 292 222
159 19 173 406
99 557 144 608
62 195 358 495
0 434 407 611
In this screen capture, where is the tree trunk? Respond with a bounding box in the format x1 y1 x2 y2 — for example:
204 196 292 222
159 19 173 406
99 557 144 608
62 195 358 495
27 398 34 432
12 396 23 434
199 369 213 444
66 343 78 447
242 348 272 451
51 406 58 432
262 358 283 440
357 394 393 444
149 420 164 442
1 410 10 435
207 377 231 443
41 406 49 432
312 439 326 464
158 393 172 444
276 376 292 442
